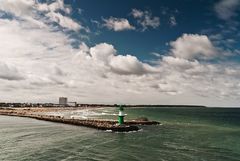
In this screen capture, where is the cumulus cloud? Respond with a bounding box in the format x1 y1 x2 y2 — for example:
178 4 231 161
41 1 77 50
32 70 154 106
0 0 87 32
102 17 135 31
170 34 218 60
89 43 116 64
131 9 160 31
1 17 240 105
87 43 153 75
1 1 240 106
0 0 34 17
162 56 200 70
0 62 24 81
214 0 240 20
109 55 148 75
36 0 69 13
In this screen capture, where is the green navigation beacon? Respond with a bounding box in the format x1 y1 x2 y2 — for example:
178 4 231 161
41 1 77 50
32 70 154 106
118 105 125 125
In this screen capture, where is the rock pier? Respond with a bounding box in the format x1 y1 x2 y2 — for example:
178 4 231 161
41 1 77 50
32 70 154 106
0 109 160 132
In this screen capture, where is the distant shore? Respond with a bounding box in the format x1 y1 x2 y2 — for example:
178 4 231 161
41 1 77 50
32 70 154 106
0 102 207 108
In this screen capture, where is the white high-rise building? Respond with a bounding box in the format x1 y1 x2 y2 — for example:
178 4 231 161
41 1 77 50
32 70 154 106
59 97 68 105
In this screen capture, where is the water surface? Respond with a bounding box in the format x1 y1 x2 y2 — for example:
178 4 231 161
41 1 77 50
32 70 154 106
1 107 240 161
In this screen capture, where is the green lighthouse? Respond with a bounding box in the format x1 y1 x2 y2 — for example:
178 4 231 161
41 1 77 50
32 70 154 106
118 105 125 125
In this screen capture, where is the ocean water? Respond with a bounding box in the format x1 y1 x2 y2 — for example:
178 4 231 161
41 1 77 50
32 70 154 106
0 107 240 161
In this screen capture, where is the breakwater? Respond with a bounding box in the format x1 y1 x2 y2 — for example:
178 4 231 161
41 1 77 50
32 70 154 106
0 109 159 132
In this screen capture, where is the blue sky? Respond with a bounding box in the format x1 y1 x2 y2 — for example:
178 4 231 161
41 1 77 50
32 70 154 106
66 0 240 61
0 0 240 106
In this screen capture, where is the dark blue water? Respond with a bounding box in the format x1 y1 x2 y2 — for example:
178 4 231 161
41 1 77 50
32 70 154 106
0 107 240 161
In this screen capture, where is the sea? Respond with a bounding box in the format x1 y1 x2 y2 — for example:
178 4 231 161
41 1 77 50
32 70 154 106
0 107 240 161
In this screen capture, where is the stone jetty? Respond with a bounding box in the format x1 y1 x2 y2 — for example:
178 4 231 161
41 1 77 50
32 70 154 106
0 108 159 132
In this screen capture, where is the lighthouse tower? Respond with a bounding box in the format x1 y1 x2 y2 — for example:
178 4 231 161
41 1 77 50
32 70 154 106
118 105 125 125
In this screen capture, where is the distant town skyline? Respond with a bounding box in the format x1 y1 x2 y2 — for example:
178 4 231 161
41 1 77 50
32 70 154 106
0 0 240 106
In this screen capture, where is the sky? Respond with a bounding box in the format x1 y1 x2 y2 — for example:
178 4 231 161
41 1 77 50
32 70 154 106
0 0 240 106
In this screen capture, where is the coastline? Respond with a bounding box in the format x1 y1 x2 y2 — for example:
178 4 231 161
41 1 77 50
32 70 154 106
0 107 159 132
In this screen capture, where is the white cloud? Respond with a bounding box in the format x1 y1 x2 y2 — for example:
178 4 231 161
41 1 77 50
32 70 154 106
0 18 72 59
170 34 218 60
1 1 240 106
0 0 87 32
151 52 161 57
131 9 160 31
109 55 148 75
169 16 177 26
214 0 240 20
0 0 34 17
89 43 116 64
162 56 200 70
157 83 180 95
0 62 24 80
46 12 83 32
37 0 68 13
1 18 240 105
79 42 90 53
131 8 144 18
0 16 239 105
103 17 135 31
87 43 153 75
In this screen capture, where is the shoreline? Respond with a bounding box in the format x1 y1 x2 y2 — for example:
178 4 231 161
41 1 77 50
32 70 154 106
0 108 159 132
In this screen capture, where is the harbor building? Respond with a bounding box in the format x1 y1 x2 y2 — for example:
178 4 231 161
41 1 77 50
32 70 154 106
59 97 68 106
